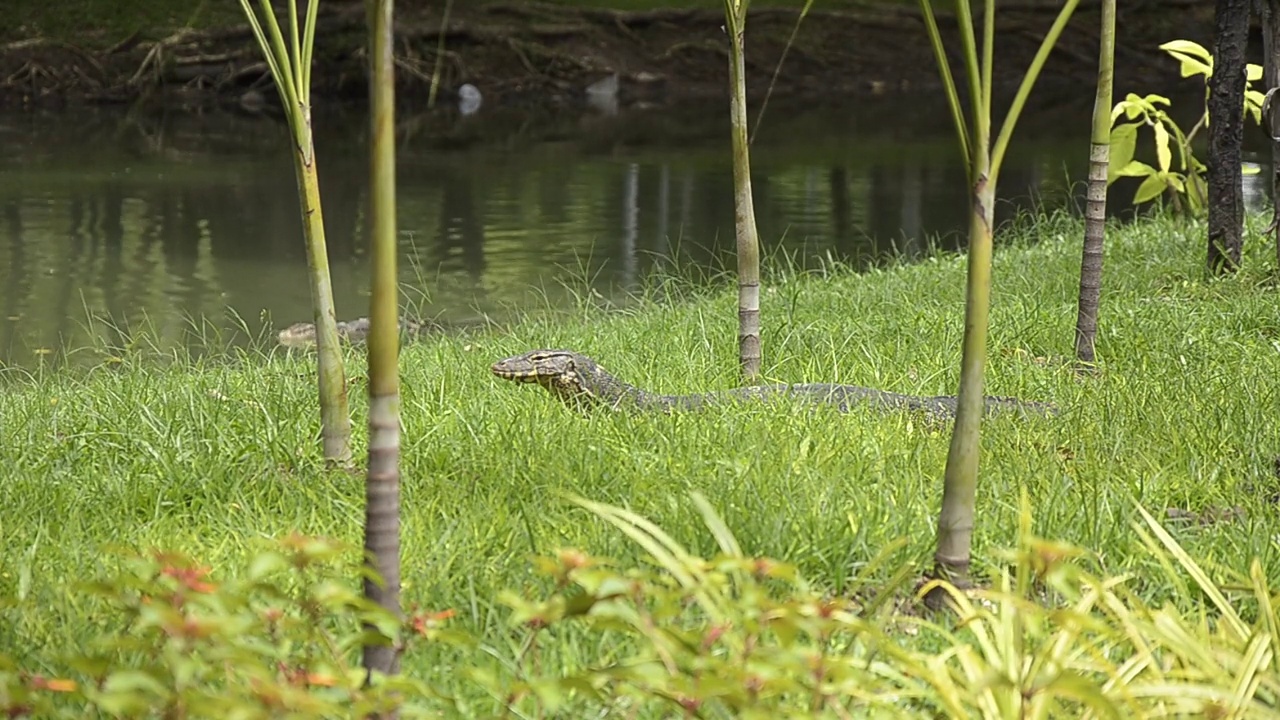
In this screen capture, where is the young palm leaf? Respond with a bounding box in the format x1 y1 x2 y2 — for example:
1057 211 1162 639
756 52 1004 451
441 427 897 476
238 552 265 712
237 0 352 465
918 0 1080 599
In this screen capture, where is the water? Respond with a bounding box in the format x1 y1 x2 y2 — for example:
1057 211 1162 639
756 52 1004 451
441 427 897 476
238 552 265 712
0 92 1254 368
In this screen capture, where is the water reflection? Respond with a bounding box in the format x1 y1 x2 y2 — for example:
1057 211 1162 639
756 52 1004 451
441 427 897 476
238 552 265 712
0 96 1234 368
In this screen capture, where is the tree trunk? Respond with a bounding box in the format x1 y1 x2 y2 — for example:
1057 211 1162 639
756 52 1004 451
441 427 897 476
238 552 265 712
362 0 403 697
726 2 762 380
1257 0 1280 268
1073 0 1115 366
1207 0 1250 276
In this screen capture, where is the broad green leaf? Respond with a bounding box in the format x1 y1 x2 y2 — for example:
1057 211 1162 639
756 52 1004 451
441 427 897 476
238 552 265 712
1243 162 1262 176
1116 94 1155 120
1248 63 1264 82
1133 174 1167 205
1142 93 1172 107
1115 160 1156 179
1113 100 1144 122
1154 123 1172 172
1187 176 1208 213
1247 90 1266 125
1168 53 1213 78
1160 40 1214 77
247 551 289 580
1108 123 1139 180
1160 39 1212 63
102 669 169 696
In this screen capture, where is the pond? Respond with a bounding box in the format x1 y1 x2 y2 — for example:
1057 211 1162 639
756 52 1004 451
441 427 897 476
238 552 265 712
0 89 1264 368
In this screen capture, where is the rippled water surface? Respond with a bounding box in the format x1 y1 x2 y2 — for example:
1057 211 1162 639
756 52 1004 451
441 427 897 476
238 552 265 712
0 92 1259 367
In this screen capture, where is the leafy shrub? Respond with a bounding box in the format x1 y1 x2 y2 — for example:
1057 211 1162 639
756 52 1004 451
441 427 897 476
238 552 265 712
1110 39 1265 215
1 534 463 718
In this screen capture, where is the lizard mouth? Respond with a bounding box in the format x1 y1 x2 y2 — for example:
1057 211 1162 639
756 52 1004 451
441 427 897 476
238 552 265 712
490 362 538 382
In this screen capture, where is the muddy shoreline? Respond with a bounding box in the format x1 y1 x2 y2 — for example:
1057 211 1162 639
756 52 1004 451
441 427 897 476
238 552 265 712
0 2 1218 114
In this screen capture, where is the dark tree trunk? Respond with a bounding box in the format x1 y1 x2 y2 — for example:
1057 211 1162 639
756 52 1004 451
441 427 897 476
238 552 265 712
1257 0 1280 268
1207 0 1250 276
1074 0 1115 367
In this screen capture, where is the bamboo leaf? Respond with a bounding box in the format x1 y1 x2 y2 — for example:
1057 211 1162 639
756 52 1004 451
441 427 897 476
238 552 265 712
568 495 727 621
1135 504 1249 641
1228 634 1270 713
1250 560 1280 672
1040 671 1122 720
991 0 1081 178
253 0 303 122
917 0 971 167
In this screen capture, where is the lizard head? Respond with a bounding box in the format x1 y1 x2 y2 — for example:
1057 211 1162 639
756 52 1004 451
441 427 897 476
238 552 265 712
491 349 606 406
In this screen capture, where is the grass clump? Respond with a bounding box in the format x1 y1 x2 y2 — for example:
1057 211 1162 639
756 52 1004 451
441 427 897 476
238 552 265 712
0 210 1278 714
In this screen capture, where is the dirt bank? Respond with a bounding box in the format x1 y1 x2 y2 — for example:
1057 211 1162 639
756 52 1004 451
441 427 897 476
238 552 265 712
0 1 1218 113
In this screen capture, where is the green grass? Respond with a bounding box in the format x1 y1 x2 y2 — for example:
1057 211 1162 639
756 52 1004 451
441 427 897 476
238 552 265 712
1 210 1279 706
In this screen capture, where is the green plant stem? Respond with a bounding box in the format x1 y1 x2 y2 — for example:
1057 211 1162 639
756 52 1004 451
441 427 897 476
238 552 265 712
990 0 1083 184
933 160 993 593
917 0 970 166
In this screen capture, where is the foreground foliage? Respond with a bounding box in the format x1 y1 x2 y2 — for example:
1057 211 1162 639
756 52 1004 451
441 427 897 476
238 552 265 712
0 536 458 718
5 495 1280 718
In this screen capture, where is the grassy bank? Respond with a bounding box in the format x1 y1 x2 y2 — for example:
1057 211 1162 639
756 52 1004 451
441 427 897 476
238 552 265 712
2 211 1279 709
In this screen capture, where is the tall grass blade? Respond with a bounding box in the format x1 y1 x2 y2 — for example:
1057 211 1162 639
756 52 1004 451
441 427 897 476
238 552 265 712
689 491 742 558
